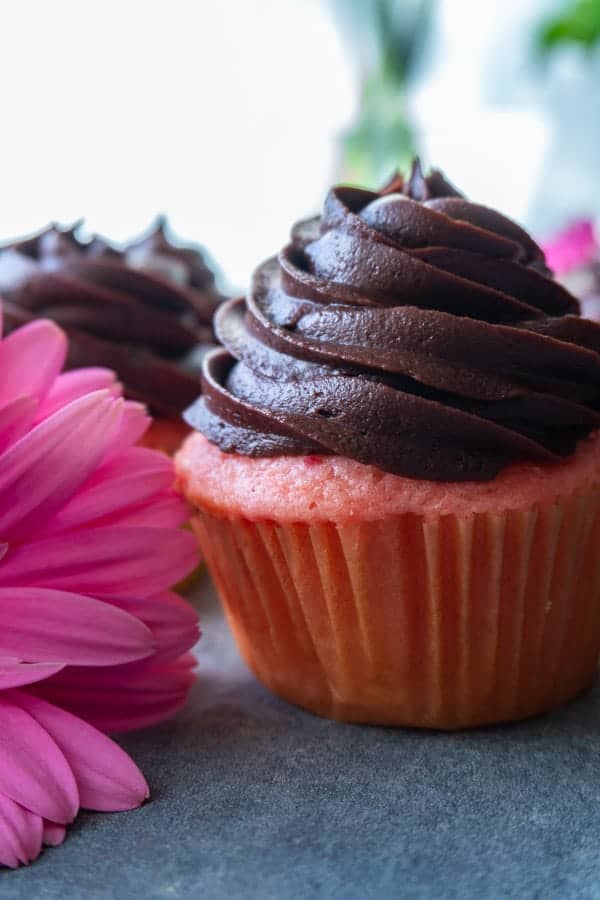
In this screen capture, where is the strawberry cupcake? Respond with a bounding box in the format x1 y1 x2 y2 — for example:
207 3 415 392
176 161 600 729
0 218 222 454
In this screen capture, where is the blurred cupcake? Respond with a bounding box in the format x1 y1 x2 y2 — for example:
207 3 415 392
177 160 600 729
0 218 222 453
542 219 600 322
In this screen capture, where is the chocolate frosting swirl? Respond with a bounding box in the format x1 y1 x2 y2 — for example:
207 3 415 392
186 161 600 481
0 219 222 415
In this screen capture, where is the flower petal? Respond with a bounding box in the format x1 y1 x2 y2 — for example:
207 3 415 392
0 391 122 541
103 401 150 461
0 694 78 823
0 397 37 456
44 447 177 533
0 320 66 408
542 220 597 276
110 591 199 660
0 794 43 868
0 588 154 666
42 820 66 847
15 693 149 812
0 527 199 598
0 658 65 689
34 654 197 733
97 494 190 530
36 367 120 422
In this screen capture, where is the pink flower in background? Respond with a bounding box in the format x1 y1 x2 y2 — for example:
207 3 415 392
542 219 597 276
0 305 199 868
542 220 600 322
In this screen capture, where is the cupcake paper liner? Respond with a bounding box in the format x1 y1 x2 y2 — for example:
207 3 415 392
191 486 600 729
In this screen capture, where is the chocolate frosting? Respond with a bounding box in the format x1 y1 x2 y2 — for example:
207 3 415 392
0 219 222 415
186 161 600 482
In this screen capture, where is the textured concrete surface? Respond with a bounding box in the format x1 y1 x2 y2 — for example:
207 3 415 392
3 574 600 899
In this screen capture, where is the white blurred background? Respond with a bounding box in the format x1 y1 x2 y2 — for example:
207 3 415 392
1 0 599 289
0 0 354 289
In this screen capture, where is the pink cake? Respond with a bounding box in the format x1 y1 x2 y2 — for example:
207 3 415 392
178 430 600 522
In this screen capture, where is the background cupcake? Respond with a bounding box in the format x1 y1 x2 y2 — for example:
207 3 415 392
177 160 600 730
0 218 223 453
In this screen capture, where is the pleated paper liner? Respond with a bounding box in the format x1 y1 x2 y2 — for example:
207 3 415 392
191 488 600 729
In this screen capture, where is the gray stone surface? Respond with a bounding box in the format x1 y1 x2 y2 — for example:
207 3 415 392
2 574 600 899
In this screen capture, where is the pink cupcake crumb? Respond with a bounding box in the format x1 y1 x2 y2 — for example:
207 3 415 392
176 431 600 523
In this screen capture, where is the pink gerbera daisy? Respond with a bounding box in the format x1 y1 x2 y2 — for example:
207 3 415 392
542 219 597 277
0 304 199 868
542 220 600 322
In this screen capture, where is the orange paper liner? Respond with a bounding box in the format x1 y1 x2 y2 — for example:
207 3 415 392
190 488 600 729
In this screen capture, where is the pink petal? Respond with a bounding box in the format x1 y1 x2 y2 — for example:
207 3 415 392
0 588 154 666
0 320 66 408
103 401 151 461
36 367 120 422
0 396 37 455
42 820 66 847
102 494 190 529
44 447 177 533
0 658 65 689
0 527 199 598
0 794 43 868
0 694 78 823
110 591 200 659
542 220 597 275
0 391 122 541
15 693 149 812
34 654 197 733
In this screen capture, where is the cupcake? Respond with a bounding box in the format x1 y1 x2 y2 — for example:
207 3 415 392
0 217 222 453
176 160 600 729
542 220 600 323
